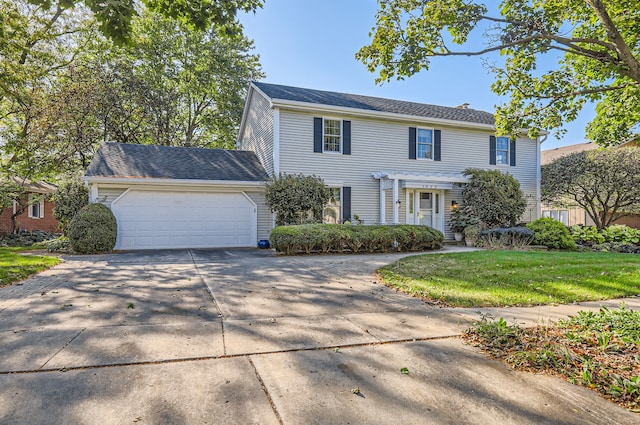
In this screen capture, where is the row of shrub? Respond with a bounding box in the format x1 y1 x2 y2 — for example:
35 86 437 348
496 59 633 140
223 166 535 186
269 224 444 255
521 218 640 253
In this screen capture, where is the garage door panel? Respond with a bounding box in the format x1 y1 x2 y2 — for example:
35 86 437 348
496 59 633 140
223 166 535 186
111 190 257 250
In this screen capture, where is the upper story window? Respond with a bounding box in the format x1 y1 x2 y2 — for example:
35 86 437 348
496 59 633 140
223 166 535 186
323 119 341 152
496 136 510 165
417 128 433 159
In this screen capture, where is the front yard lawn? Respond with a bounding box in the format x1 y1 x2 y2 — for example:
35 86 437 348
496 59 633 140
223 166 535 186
0 247 60 288
377 250 640 307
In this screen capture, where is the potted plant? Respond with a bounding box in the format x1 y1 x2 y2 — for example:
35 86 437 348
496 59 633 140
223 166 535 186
449 207 478 242
463 224 482 247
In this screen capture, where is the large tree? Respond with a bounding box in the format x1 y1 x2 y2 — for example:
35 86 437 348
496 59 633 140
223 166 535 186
357 0 640 145
542 147 640 229
23 0 263 44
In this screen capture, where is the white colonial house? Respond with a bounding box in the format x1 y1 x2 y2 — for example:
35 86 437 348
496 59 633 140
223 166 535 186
84 82 542 250
237 82 542 240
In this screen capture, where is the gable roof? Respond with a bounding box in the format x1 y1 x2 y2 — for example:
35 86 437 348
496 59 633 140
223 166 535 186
8 177 57 194
85 143 269 182
252 82 495 126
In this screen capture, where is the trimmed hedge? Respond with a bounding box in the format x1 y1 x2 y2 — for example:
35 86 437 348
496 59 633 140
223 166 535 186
269 224 444 255
68 203 117 254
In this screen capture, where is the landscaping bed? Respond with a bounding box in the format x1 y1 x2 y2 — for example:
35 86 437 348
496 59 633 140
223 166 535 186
463 306 640 412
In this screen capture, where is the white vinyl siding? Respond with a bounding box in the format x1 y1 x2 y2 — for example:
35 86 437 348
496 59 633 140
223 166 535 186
96 187 128 205
277 110 539 230
238 90 275 175
244 188 271 241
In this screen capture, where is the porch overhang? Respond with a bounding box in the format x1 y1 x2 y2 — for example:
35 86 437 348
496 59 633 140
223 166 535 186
372 171 469 224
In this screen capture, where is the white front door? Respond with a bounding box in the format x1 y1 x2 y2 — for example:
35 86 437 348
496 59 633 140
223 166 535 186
406 190 443 231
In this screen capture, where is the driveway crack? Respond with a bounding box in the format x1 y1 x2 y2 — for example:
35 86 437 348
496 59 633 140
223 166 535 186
40 327 86 370
188 250 227 355
247 356 284 425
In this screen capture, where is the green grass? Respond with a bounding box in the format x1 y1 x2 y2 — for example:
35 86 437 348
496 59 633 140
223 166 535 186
377 250 640 307
0 247 60 288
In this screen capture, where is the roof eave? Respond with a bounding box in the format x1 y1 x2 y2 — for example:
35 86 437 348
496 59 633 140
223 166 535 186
270 98 496 130
83 177 266 187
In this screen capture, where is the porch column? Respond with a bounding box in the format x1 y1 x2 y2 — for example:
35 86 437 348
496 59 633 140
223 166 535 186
392 178 399 224
379 180 386 224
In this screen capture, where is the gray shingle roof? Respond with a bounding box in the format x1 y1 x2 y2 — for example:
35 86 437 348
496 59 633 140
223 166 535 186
85 143 269 182
254 82 495 125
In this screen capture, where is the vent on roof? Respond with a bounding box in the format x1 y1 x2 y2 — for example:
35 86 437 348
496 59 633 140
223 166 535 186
456 103 470 109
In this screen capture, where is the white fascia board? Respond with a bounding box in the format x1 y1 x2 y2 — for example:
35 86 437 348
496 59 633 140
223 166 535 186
236 83 256 148
83 177 265 188
270 98 496 131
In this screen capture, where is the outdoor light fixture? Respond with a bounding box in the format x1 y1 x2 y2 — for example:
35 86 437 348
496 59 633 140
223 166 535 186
396 199 402 208
451 200 458 210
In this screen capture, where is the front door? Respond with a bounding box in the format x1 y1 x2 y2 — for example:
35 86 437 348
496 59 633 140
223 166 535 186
407 190 443 231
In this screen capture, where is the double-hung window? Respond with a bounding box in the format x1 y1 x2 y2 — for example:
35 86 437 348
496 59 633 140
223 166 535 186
496 136 510 165
28 195 44 219
417 128 433 159
323 119 341 153
323 188 341 224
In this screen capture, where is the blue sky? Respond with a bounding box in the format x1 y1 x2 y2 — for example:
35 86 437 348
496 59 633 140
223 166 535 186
240 0 595 150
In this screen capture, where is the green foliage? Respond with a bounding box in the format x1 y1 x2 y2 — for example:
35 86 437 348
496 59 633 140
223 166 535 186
526 217 576 250
478 227 534 249
465 306 640 410
600 224 640 245
463 223 482 245
570 225 605 246
0 247 60 288
357 0 640 145
67 203 117 254
265 174 331 226
269 224 444 255
52 179 88 233
542 148 640 230
462 168 526 228
448 206 478 233
42 236 70 253
27 0 263 45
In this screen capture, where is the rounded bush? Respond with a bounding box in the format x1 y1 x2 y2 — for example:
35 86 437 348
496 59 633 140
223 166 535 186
68 203 117 254
526 218 577 250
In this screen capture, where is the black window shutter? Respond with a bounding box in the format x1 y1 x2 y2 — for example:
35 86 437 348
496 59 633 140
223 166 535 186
313 117 322 153
409 127 417 159
342 186 351 223
489 135 496 165
434 129 441 161
342 120 351 155
510 139 516 166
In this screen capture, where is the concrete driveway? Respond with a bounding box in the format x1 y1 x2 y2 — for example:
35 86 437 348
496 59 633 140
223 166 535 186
0 248 638 424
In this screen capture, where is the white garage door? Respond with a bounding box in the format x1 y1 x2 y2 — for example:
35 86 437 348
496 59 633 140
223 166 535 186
111 190 257 250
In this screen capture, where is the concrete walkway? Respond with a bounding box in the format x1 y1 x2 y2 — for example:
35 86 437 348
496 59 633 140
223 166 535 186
0 247 638 424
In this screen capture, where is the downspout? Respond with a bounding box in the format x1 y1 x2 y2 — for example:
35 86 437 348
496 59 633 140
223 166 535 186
537 134 548 220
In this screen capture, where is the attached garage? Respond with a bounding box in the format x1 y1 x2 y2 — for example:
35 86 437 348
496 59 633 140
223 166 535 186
112 190 257 250
84 143 269 250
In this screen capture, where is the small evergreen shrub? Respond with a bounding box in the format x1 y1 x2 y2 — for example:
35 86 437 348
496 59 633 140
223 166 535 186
269 224 443 255
67 203 117 254
52 179 89 233
526 218 576 250
478 227 534 249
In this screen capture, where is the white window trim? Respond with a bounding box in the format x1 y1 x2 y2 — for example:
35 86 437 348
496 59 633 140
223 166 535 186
416 127 434 160
496 136 510 166
322 117 342 154
28 195 44 219
323 186 343 224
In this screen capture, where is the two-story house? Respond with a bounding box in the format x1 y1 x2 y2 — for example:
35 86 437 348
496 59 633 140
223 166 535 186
238 82 541 240
84 82 542 250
